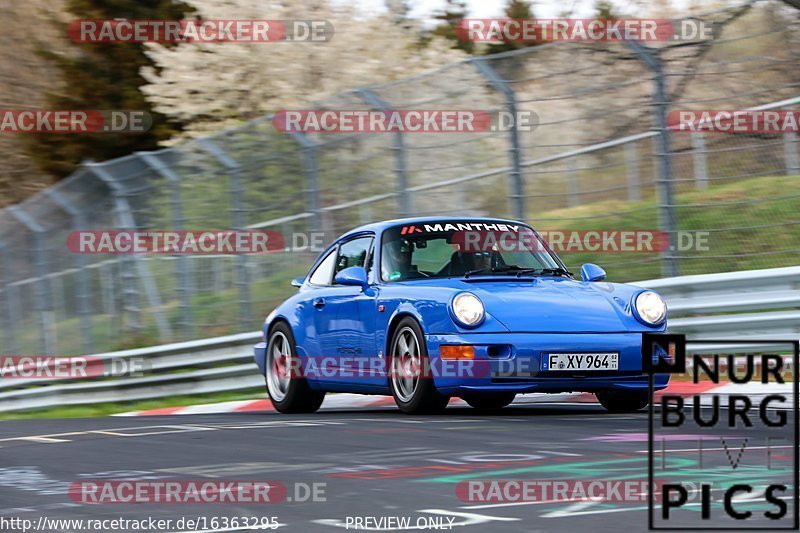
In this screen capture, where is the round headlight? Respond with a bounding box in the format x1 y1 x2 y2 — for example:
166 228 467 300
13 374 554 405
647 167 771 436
634 291 667 325
451 292 485 327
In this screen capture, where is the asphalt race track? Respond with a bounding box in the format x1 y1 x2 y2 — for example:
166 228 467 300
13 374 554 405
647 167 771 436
0 402 796 533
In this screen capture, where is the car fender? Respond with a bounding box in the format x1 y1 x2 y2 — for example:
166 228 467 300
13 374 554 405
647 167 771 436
378 293 511 360
263 299 307 348
379 301 425 359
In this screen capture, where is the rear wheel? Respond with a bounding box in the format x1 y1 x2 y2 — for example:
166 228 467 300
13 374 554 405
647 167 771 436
463 393 516 411
596 389 649 413
266 322 325 414
388 318 449 414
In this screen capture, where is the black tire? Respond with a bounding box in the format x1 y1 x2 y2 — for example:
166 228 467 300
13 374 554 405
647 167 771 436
463 393 516 411
388 317 449 414
265 322 325 414
596 389 649 413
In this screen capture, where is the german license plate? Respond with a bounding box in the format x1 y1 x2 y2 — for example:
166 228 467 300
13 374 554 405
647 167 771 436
542 353 619 371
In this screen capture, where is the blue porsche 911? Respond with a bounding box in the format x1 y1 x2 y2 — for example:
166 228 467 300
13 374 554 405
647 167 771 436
254 217 669 414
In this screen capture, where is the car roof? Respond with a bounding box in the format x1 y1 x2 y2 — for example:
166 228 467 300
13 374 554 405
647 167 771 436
337 216 528 241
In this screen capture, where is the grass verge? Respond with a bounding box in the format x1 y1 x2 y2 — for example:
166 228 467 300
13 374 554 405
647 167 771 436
0 389 263 420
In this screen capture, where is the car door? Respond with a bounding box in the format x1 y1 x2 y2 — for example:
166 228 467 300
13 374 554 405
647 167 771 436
326 235 379 388
297 246 341 382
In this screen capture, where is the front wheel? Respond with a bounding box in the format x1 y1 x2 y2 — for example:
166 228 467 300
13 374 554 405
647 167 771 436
266 322 325 414
463 393 516 411
596 389 649 413
388 318 449 414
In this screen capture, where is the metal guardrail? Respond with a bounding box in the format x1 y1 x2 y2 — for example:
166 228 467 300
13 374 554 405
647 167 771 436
0 332 262 412
638 265 800 353
0 266 798 412
3 1 800 359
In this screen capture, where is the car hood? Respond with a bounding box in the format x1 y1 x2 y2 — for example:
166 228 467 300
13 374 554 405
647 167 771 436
461 277 649 333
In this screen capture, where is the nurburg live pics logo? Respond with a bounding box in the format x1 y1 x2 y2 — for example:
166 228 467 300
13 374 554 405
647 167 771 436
643 332 799 530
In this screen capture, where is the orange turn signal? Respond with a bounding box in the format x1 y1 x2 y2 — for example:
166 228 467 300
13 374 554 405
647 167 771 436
440 345 475 360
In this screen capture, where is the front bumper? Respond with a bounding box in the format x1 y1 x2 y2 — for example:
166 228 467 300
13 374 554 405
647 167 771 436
426 332 669 396
254 341 267 375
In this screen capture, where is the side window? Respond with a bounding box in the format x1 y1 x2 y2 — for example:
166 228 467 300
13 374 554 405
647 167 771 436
334 237 372 279
308 249 337 286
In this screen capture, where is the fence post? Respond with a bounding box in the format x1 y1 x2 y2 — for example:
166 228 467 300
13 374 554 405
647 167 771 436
43 189 94 354
567 157 580 207
7 207 54 355
137 152 194 339
280 221 291 271
288 132 323 235
0 241 20 354
624 141 642 202
86 161 172 342
357 88 411 218
197 139 252 324
472 58 526 221
785 131 799 176
624 41 680 278
358 203 372 225
691 133 709 190
99 260 115 336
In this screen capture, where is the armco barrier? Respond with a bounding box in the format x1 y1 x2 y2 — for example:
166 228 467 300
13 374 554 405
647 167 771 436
0 266 798 412
638 265 800 353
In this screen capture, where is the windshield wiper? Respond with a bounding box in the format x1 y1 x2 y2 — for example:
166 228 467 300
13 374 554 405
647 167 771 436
463 265 541 278
514 267 573 278
463 266 512 278
462 265 572 279
540 267 573 277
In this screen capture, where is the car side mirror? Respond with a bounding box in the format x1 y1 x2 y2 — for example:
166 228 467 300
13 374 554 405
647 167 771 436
334 266 369 289
291 277 304 288
580 263 606 282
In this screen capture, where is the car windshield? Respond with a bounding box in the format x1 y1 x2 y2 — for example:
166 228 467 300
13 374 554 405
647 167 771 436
380 221 564 282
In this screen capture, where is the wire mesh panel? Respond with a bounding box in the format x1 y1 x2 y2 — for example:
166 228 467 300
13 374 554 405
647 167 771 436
369 60 511 217
0 0 798 355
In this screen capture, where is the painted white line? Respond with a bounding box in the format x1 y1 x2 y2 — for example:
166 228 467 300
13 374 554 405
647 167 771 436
0 432 79 443
546 503 648 517
114 392 591 417
462 487 795 517
540 500 599 518
18 436 70 443
635 444 794 454
177 400 257 415
88 425 217 437
547 495 795 518
462 496 607 510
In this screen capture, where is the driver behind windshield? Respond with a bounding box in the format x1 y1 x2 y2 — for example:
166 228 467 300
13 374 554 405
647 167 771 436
381 238 414 281
381 224 561 281
444 241 495 276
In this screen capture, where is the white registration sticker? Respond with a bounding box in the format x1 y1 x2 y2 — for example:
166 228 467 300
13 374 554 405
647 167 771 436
542 353 619 371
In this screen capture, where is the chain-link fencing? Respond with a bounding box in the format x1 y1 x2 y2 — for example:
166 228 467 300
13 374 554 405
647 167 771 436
1 0 798 356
